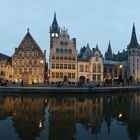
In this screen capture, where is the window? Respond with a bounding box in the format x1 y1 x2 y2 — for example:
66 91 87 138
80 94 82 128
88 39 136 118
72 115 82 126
93 75 96 81
96 57 98 61
60 64 63 69
69 49 72 53
56 48 59 53
80 65 84 72
60 56 63 60
52 72 55 78
68 64 71 69
64 56 67 60
98 64 101 73
97 75 101 81
56 64 59 69
72 64 75 69
60 72 63 78
52 64 55 69
92 63 96 72
60 42 64 45
56 72 59 78
72 73 75 79
60 49 63 53
68 73 71 78
85 65 89 72
64 64 67 69
52 56 55 59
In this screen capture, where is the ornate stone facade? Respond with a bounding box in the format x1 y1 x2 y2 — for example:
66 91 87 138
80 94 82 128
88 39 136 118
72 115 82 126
12 30 45 84
78 44 104 84
49 14 77 84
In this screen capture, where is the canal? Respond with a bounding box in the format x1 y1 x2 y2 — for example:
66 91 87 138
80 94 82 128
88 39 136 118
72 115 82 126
0 92 140 140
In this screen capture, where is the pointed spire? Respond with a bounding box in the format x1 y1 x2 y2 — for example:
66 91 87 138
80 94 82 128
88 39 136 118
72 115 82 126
52 12 57 25
107 40 112 54
128 23 139 48
50 12 60 34
27 28 29 33
105 41 113 60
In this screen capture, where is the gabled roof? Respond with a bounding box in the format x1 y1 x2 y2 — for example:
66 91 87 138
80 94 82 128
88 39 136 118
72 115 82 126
0 53 10 60
14 29 44 55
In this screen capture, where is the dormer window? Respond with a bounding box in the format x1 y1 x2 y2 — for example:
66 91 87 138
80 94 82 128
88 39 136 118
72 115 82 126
96 57 98 61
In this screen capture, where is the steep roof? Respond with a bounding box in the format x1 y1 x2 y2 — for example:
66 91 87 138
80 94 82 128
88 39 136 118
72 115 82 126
128 24 139 49
14 29 44 55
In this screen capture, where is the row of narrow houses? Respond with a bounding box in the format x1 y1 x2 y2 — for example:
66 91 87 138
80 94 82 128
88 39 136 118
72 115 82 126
0 13 139 85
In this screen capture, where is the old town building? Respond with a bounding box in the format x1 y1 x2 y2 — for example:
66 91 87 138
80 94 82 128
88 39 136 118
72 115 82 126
12 29 46 84
49 13 77 84
104 24 139 82
78 44 104 84
0 53 12 82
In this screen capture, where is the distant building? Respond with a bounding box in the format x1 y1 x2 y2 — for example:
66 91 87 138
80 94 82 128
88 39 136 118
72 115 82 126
49 13 77 84
12 29 46 84
0 53 12 82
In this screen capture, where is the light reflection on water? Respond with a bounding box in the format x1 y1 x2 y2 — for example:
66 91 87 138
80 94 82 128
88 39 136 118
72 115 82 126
0 92 140 140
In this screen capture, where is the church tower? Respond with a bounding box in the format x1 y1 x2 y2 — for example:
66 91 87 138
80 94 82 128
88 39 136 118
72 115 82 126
127 24 140 81
105 41 113 60
50 12 60 48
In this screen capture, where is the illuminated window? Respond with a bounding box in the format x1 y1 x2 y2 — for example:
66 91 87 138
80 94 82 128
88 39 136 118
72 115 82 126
52 72 55 78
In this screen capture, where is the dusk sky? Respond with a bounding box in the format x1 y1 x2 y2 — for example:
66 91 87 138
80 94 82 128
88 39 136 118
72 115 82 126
0 0 140 58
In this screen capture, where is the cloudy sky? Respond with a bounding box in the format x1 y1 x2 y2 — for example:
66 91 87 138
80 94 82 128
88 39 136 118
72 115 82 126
0 0 140 58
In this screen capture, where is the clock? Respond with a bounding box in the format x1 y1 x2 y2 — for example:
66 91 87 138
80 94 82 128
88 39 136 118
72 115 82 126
55 33 58 37
51 33 55 37
51 33 58 38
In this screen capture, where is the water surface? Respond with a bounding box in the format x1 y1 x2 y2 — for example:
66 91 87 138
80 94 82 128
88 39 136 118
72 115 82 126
0 92 140 140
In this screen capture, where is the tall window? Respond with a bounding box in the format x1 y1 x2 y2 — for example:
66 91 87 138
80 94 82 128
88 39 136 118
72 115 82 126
56 72 59 78
72 73 75 79
60 72 63 78
93 75 96 81
52 72 55 78
97 75 101 81
92 63 96 72
68 73 71 78
85 65 89 72
98 64 101 73
80 65 84 72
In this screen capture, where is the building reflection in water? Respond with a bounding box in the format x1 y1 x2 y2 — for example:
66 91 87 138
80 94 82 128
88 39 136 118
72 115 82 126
0 96 47 140
0 93 140 140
